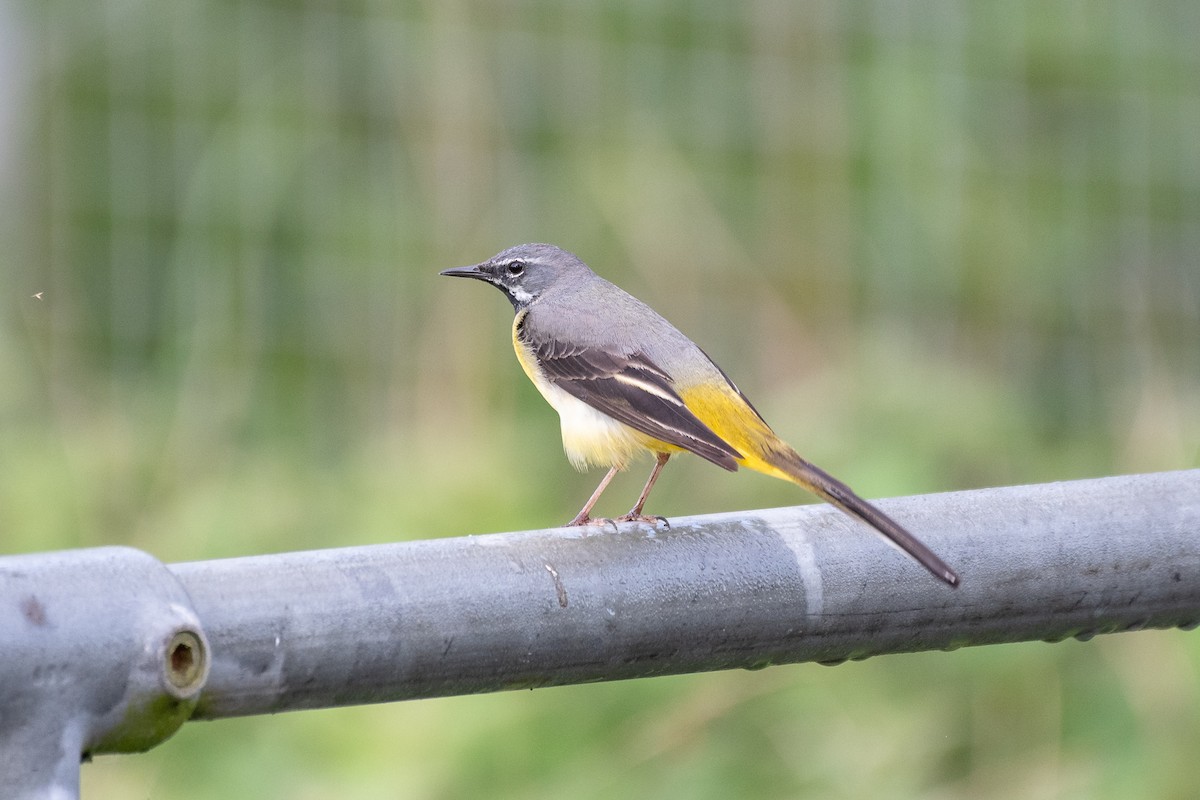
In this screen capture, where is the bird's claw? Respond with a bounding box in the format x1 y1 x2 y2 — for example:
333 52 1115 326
613 512 670 528
566 513 669 531
566 514 620 533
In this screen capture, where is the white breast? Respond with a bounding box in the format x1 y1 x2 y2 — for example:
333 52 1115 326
534 379 643 471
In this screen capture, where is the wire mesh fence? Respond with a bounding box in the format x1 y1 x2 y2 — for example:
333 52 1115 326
8 2 1197 452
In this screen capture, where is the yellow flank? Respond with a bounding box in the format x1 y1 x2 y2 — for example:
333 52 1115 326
510 311 541 384
677 382 796 483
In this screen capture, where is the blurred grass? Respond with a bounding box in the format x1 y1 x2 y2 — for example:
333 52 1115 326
1 1 1198 798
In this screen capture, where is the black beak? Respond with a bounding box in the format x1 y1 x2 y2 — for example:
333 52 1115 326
439 264 488 280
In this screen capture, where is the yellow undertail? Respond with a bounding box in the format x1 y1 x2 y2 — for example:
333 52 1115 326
679 382 959 587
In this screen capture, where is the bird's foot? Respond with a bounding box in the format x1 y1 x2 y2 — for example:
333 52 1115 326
566 514 619 533
613 512 670 528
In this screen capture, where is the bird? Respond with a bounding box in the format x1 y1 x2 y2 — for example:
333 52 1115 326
440 243 959 587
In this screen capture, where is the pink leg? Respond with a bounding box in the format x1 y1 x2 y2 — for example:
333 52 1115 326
615 452 672 526
566 466 620 526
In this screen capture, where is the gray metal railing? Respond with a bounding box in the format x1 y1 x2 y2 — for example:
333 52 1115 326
3 470 1198 799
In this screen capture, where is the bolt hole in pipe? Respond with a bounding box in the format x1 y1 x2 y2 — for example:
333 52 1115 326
164 629 208 697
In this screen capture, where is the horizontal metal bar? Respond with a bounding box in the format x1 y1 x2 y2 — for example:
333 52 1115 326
172 470 1200 720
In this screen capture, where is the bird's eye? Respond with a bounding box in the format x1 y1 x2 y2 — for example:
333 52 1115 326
506 260 525 276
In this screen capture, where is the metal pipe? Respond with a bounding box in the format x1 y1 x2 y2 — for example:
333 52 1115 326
170 470 1200 720
0 547 209 800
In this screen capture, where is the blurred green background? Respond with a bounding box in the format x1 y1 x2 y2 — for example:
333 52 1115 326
2 0 1198 797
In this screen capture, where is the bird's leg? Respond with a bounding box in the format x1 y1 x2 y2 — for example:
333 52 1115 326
567 466 620 527
614 452 671 527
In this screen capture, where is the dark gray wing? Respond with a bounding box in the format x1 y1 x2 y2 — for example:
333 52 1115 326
518 316 741 470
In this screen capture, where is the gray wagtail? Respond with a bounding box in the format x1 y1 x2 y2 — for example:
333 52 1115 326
441 243 959 587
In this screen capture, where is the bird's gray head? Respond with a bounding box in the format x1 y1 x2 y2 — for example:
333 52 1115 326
439 243 593 311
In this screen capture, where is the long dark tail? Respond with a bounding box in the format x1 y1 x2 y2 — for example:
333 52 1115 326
763 445 960 587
